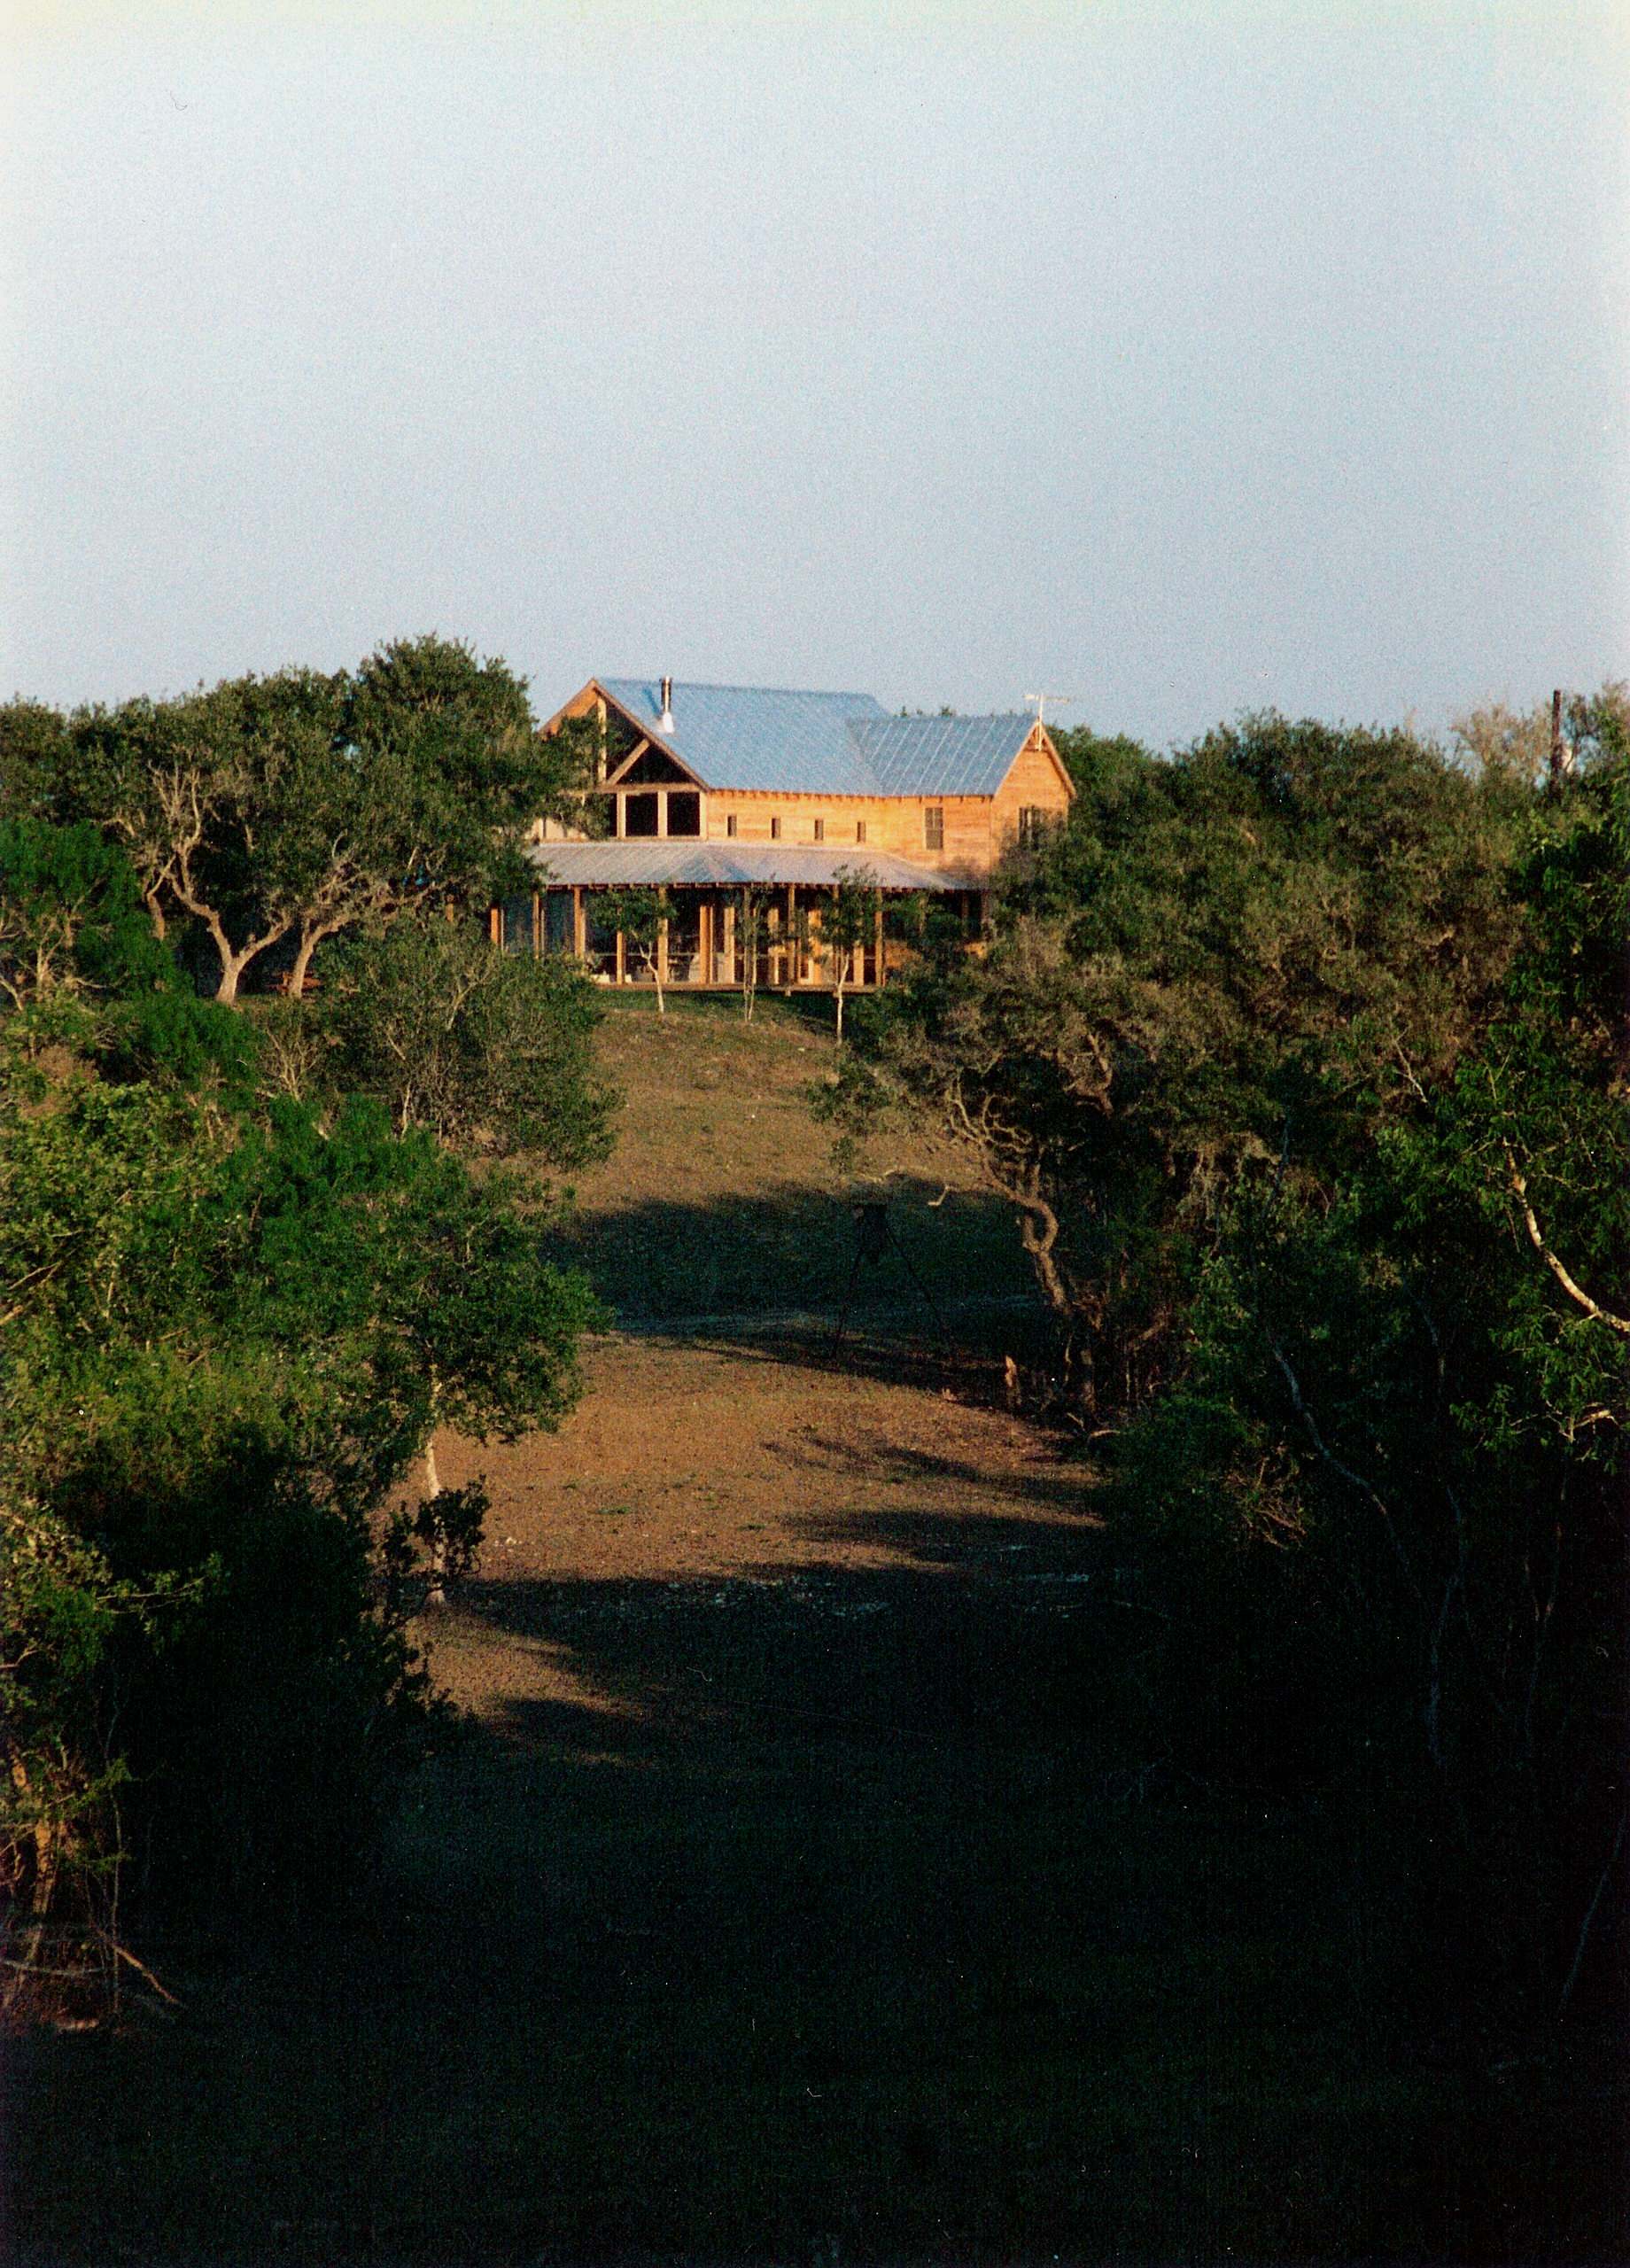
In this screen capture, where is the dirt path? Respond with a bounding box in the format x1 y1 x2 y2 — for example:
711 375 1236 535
424 1330 1098 1731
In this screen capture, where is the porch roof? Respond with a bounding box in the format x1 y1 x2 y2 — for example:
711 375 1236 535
525 841 971 892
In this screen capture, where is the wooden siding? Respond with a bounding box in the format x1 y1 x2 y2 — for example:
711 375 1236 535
701 791 997 874
990 727 1075 852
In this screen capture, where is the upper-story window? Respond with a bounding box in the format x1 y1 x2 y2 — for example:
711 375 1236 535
726 812 738 838
1017 805 1047 848
812 818 825 843
923 806 944 851
856 820 867 843
770 815 782 841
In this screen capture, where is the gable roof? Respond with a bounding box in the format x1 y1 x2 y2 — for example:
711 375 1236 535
850 711 1041 797
586 678 1054 800
598 680 884 796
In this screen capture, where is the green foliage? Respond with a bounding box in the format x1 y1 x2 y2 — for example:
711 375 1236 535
1 825 602 2000
844 703 1627 2043
599 886 668 1006
29 635 592 1003
303 913 617 1161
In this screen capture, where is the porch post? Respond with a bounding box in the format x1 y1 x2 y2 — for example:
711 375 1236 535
786 882 796 988
532 891 541 959
572 887 584 957
874 893 884 988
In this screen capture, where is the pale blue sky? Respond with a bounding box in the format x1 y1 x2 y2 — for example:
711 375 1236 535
3 2 1626 749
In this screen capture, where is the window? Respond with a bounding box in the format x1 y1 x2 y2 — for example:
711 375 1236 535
812 817 825 843
726 812 738 838
770 815 782 841
856 820 866 843
1017 805 1047 848
923 806 944 850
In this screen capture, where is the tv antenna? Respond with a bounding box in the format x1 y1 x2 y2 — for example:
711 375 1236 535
1024 692 1074 724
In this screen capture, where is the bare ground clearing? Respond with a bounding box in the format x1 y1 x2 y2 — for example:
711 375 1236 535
424 1331 1098 1731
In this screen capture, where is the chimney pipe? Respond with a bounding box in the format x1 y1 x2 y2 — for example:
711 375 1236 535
659 676 674 734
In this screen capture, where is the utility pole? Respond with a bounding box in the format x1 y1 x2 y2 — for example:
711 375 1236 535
1548 689 1572 789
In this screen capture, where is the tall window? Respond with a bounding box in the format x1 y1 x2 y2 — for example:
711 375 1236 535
812 817 825 843
923 806 944 850
1017 805 1047 848
770 815 782 841
856 820 867 843
726 812 738 838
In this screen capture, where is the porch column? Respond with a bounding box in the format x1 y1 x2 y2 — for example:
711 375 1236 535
700 900 713 984
532 891 541 959
873 894 884 988
572 887 584 957
657 788 670 838
786 883 796 988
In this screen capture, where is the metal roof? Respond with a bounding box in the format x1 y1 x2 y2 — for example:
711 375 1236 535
599 680 886 796
594 679 1040 799
852 712 1038 797
526 841 970 892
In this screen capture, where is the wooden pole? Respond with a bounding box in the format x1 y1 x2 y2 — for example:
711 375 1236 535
874 894 884 989
572 887 584 958
1549 688 1565 788
532 891 541 959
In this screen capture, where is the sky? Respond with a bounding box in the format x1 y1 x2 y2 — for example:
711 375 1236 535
3 0 1626 751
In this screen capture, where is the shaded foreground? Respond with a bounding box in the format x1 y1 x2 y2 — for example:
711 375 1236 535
13 1331 1616 2264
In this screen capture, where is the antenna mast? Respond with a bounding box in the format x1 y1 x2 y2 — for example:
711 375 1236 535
1024 691 1073 725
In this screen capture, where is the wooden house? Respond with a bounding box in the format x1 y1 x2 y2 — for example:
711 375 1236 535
500 676 1075 992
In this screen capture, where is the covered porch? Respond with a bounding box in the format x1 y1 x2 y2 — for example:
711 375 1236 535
497 842 981 993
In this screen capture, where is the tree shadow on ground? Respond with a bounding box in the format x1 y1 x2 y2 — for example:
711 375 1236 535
552 1176 1040 1336
18 1512 1608 2267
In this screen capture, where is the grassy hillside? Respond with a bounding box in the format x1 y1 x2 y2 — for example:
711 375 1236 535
555 991 1035 1328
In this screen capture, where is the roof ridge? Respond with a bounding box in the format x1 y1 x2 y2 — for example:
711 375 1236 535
601 675 882 703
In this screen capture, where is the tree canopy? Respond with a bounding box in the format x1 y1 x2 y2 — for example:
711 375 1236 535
0 814 602 2011
12 634 591 1002
835 701 1628 2048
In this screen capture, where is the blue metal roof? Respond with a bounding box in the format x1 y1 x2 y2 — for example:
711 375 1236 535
595 679 1039 799
599 680 886 796
851 712 1037 797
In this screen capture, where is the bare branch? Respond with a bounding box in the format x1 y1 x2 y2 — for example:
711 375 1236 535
1505 1149 1630 1335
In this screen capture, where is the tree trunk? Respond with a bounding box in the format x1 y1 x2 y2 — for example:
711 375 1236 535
423 1433 446 1606
286 920 339 999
